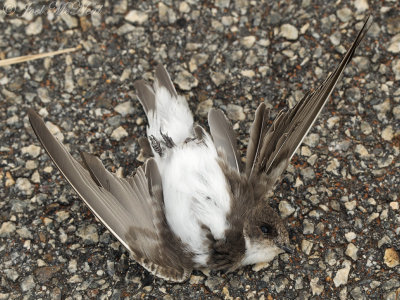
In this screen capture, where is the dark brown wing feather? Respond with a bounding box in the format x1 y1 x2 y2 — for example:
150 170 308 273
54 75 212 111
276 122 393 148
208 108 242 172
28 109 193 282
246 16 372 184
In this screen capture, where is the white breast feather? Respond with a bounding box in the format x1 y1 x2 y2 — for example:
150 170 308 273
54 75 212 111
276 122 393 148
156 134 232 266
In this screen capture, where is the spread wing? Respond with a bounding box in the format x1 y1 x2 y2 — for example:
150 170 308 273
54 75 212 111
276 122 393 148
208 108 242 172
246 16 372 185
28 109 193 282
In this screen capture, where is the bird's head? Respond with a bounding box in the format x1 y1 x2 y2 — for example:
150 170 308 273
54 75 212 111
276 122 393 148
241 202 292 266
219 161 292 268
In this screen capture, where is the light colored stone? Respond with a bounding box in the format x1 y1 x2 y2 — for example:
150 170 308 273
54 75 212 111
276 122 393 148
373 99 391 114
393 105 400 120
303 219 314 234
196 99 213 118
280 24 299 40
189 53 209 72
303 133 319 147
301 239 313 255
111 126 128 141
333 261 351 287
384 248 399 268
310 277 324 295
355 144 369 158
392 59 400 80
353 0 369 12
279 200 295 218
16 178 32 195
61 14 78 28
226 104 245 121
21 144 41 158
21 275 35 291
210 72 226 87
114 0 127 14
327 116 340 129
367 212 379 223
25 160 38 170
117 23 135 35
114 101 134 117
345 243 358 260
337 7 352 22
388 33 400 54
77 224 99 243
65 65 74 93
55 211 70 222
16 228 33 239
179 2 191 13
240 70 255 77
5 171 15 187
175 70 198 90
252 261 270 272
326 158 340 175
0 221 16 236
215 0 230 8
189 275 204 284
390 202 399 210
345 232 356 242
360 121 372 135
4 269 19 282
381 126 394 141
26 17 42 35
241 36 256 48
125 10 148 24
330 31 341 46
120 68 131 81
37 87 50 103
158 2 169 22
344 200 357 211
69 259 78 273
45 121 64 142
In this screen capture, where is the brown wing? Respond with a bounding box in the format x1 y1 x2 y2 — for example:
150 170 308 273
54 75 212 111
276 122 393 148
246 16 372 185
208 108 242 172
28 109 193 282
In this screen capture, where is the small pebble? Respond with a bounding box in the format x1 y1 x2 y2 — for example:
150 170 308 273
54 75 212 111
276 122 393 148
384 248 399 268
111 126 128 141
333 261 351 287
280 24 299 40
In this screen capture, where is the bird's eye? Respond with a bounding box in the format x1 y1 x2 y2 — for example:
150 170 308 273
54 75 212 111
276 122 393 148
260 224 274 235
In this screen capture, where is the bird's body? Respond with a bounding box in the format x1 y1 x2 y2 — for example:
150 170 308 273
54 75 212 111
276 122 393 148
28 17 372 282
137 71 236 267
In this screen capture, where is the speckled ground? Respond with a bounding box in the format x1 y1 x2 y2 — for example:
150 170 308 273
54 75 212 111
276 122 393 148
1 0 399 299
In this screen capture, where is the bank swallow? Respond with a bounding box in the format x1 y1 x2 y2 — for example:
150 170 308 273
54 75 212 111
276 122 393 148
28 17 371 282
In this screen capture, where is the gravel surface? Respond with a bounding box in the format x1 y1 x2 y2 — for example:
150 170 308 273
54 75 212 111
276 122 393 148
1 0 399 299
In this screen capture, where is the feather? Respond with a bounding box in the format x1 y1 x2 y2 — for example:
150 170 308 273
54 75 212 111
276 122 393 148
208 108 242 172
245 103 269 177
246 16 372 184
133 80 155 115
28 109 193 282
138 136 154 159
155 64 178 98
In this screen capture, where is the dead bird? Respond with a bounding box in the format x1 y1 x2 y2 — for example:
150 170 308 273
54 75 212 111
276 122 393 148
28 17 372 282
